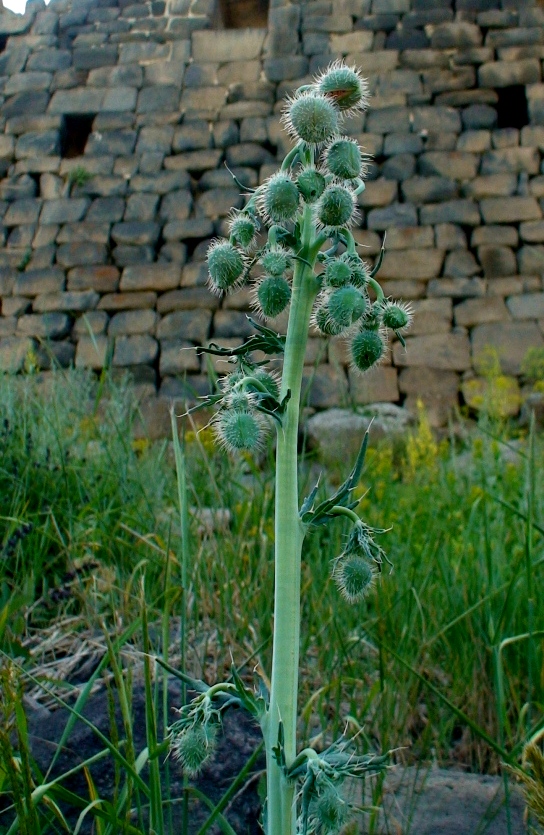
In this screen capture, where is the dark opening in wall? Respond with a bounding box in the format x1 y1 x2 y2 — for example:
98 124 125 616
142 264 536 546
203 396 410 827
496 85 528 130
218 0 268 28
0 35 8 53
61 114 95 158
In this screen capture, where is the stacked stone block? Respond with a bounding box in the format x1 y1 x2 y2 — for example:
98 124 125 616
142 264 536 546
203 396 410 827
0 0 543 425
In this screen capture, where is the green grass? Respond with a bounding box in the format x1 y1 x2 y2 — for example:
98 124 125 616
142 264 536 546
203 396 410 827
0 368 543 831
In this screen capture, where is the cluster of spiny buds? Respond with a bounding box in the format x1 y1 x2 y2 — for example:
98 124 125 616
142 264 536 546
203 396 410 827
168 692 222 777
332 521 389 604
205 60 412 450
212 361 281 454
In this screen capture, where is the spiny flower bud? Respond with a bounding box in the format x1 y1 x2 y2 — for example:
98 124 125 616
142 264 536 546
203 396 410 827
316 184 357 230
250 368 280 400
170 722 217 777
351 328 385 372
228 212 258 250
316 61 369 115
380 300 413 331
340 253 370 289
224 389 256 413
284 91 339 146
324 257 352 288
328 285 367 328
261 172 300 224
259 246 292 277
257 275 291 318
325 137 363 180
207 240 245 293
333 556 375 603
297 168 326 204
214 409 267 453
313 303 345 336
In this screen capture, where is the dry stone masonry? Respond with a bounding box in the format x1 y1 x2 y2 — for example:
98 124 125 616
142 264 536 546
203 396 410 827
0 0 543 427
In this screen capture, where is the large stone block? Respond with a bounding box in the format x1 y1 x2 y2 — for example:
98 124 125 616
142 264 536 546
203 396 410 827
409 298 452 335
379 248 445 279
0 337 35 372
130 170 190 194
330 30 374 53
518 245 544 274
418 151 478 180
68 266 120 292
113 334 158 366
120 264 180 292
478 59 541 87
33 290 100 312
56 243 107 268
192 30 265 63
4 91 50 119
108 309 158 335
40 197 90 225
463 174 517 199
506 293 544 320
159 190 192 222
137 85 180 113
420 199 480 226
454 297 509 327
98 292 157 311
17 312 71 338
471 321 544 374
48 87 105 113
15 131 60 159
75 334 109 369
428 277 486 297
159 339 200 375
480 148 539 175
429 22 482 49
157 309 212 343
14 268 65 296
386 226 434 250
349 365 399 404
112 222 160 247
444 249 480 277
4 199 41 226
393 332 471 370
480 197 542 224
86 130 137 156
5 72 52 95
401 176 458 203
367 202 418 228
478 246 517 277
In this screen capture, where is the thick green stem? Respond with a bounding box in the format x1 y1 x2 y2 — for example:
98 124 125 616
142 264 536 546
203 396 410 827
263 205 319 835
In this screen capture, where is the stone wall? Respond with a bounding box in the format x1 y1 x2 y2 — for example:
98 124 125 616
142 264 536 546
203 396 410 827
0 0 543 426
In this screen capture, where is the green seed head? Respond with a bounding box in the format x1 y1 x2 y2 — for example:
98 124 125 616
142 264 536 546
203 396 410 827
316 61 369 114
296 168 326 203
314 786 349 831
261 172 300 223
340 252 370 289
324 257 352 288
316 184 357 229
314 303 345 336
207 240 245 293
328 285 367 328
250 368 280 400
380 301 413 331
228 212 258 250
224 389 256 413
257 275 291 318
170 722 217 777
259 246 292 277
334 556 375 603
325 137 363 180
351 328 385 372
284 91 339 146
215 409 266 453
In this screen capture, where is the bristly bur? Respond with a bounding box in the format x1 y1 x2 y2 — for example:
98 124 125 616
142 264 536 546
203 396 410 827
168 61 410 835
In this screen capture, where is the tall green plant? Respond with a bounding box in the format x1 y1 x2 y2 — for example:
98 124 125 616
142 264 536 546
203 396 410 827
167 61 411 835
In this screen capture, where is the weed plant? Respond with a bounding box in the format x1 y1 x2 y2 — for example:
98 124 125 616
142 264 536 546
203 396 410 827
0 365 543 832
